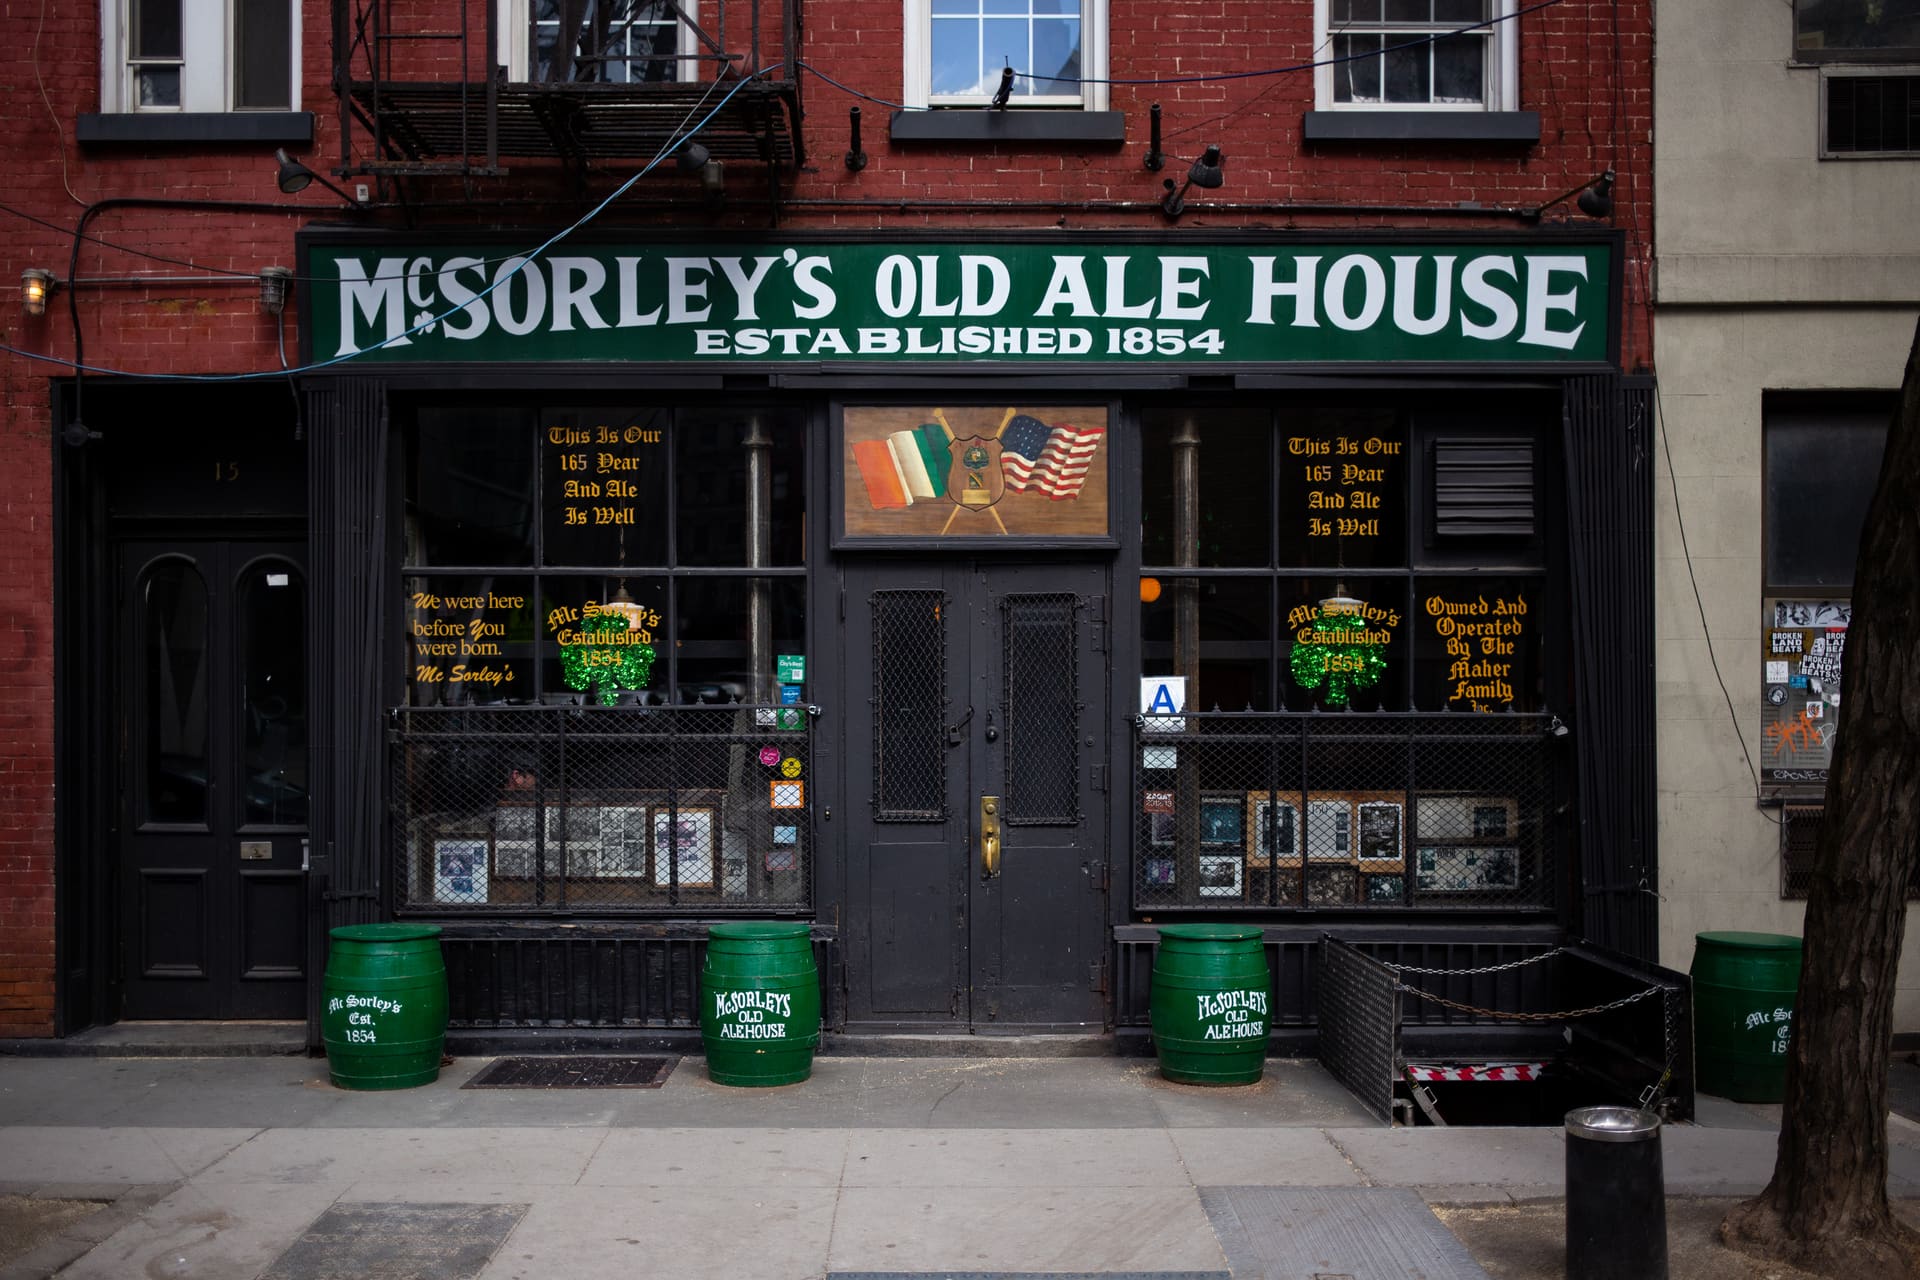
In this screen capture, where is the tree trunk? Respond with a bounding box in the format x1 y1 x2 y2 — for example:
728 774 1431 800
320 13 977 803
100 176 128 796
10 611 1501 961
1720 317 1920 1274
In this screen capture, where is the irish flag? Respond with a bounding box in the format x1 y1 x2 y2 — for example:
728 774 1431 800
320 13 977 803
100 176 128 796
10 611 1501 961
853 426 953 509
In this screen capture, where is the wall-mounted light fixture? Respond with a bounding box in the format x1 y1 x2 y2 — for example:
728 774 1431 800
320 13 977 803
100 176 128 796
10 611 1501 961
1160 145 1224 220
20 268 55 317
677 141 711 173
699 159 726 201
259 266 293 316
1532 168 1615 221
990 65 1015 110
274 149 363 205
846 106 868 172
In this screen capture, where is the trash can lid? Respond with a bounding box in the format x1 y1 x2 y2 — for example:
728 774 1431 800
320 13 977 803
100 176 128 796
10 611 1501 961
1566 1106 1661 1142
1696 930 1803 951
709 922 812 941
329 923 443 943
1156 924 1263 942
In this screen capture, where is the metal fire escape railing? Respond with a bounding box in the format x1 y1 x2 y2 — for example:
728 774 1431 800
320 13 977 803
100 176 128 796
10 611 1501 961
331 0 803 196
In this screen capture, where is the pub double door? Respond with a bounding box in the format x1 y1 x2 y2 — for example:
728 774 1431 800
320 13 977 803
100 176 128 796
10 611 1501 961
842 561 1110 1031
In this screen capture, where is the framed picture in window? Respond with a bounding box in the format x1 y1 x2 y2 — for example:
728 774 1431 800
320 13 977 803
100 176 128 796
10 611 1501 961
433 839 489 903
1414 794 1518 842
1355 794 1405 870
651 806 716 888
1198 854 1244 899
1306 798 1353 862
1148 810 1176 847
1246 791 1302 867
1200 793 1244 847
595 806 651 878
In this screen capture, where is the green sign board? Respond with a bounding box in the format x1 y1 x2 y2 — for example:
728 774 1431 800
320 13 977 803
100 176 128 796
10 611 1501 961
776 654 806 683
304 239 1612 366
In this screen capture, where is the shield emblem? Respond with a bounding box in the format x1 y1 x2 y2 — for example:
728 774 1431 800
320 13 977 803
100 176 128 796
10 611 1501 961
946 436 1006 508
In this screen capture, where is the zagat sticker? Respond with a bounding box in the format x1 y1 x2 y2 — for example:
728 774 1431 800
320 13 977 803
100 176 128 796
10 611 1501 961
758 746 781 768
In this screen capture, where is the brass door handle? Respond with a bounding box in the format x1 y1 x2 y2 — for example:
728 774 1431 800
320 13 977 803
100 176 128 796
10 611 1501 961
980 796 1001 879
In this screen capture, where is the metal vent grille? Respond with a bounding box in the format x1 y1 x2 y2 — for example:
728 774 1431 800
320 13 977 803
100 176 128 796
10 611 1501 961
1780 805 1821 899
1431 438 1535 539
1001 593 1081 825
1826 74 1920 155
872 590 948 822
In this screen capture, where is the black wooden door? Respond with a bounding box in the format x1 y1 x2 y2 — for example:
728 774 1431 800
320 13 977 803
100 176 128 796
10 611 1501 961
841 561 1109 1030
117 540 309 1019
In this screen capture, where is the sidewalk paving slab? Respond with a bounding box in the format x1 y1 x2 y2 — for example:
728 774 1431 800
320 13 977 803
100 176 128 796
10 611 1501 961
1326 1126 1567 1190
841 1129 1185 1189
582 1128 850 1187
0 1129 257 1186
1168 1128 1367 1186
192 1128 607 1188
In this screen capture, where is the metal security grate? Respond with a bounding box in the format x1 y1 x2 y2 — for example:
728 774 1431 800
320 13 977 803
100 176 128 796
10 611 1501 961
1318 937 1402 1125
391 706 814 912
1133 712 1556 910
462 1055 676 1088
1826 73 1920 155
872 590 949 822
1431 438 1535 539
1002 593 1081 825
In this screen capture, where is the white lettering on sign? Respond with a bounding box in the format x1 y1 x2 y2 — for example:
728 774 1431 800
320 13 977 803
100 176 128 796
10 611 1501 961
713 989 794 1019
719 1022 791 1039
1195 989 1270 1020
326 994 406 1015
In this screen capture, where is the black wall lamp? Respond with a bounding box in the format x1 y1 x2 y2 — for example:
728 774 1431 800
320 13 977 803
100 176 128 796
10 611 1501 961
990 65 1015 110
1533 168 1615 220
274 149 363 205
1144 103 1165 172
1161 145 1224 219
846 106 867 171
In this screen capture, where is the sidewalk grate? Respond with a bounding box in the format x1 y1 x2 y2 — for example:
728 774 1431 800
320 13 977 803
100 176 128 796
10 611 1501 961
260 1203 525 1280
462 1055 677 1089
1200 1186 1493 1280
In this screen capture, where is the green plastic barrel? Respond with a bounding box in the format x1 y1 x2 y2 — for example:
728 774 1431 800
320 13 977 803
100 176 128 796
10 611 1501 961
700 923 821 1087
1150 924 1272 1085
322 924 449 1091
1691 931 1803 1103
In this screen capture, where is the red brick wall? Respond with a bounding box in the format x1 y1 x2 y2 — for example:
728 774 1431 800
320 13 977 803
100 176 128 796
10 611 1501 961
0 0 1653 1036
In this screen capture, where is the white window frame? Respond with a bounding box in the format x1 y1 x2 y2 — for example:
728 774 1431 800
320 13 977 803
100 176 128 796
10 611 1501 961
1312 0 1518 112
99 0 301 113
498 0 700 83
902 0 1108 111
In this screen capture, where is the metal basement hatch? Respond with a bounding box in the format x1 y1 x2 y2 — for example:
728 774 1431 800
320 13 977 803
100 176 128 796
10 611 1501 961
462 1055 677 1089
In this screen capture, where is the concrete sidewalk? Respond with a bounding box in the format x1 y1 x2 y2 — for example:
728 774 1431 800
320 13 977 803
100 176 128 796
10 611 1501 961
2 1051 1916 1280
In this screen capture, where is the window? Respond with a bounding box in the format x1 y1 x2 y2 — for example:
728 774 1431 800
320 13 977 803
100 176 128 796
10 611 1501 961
1795 0 1920 62
1315 0 1518 111
904 0 1109 110
498 0 700 83
101 0 297 112
1759 393 1891 797
1821 69 1920 156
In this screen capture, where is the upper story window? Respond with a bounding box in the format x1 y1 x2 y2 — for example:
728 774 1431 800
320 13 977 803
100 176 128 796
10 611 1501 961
102 0 296 112
499 0 699 83
1795 0 1920 62
904 0 1109 110
1314 0 1518 111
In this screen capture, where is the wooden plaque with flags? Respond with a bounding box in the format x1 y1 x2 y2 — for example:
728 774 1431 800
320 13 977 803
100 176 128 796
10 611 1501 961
837 403 1113 545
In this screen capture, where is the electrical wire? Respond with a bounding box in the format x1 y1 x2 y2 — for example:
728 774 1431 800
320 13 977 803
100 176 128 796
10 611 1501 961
5 68 765 385
33 0 86 208
1652 383 1785 824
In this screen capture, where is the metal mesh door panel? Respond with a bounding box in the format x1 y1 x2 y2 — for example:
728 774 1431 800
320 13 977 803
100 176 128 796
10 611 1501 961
1001 592 1081 825
871 589 948 822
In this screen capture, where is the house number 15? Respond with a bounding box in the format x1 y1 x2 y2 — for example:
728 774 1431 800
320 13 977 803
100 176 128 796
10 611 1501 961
213 462 240 481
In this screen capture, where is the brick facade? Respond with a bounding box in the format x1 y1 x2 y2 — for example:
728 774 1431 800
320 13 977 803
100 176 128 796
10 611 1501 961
0 0 1652 1036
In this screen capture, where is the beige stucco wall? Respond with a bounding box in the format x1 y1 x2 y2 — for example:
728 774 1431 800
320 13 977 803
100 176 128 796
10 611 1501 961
1654 2 1920 1026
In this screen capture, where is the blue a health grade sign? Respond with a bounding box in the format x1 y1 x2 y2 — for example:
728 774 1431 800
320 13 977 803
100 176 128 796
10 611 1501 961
303 240 1613 366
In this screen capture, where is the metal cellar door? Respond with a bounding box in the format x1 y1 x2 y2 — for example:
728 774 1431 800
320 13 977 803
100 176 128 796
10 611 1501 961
842 562 1109 1031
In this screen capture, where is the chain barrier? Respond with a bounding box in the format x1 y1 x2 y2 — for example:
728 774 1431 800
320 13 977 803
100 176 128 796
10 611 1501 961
1381 947 1566 977
1394 980 1665 1023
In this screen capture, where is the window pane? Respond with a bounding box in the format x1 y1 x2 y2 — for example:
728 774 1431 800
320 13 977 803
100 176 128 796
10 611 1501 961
1033 0 1079 14
1278 578 1409 712
538 575 667 705
932 20 983 94
1276 409 1407 569
132 0 182 58
1412 575 1542 711
676 577 805 704
240 560 307 824
1031 18 1082 93
235 0 292 109
1386 0 1432 22
1434 0 1488 22
982 18 1030 91
405 575 538 706
137 67 182 107
983 0 1031 12
407 407 537 566
1796 0 1920 56
141 559 208 823
675 408 806 567
1334 35 1382 102
1764 398 1891 589
1432 35 1485 102
540 406 669 567
1384 42 1432 102
1141 408 1271 567
1334 0 1384 21
1142 578 1273 711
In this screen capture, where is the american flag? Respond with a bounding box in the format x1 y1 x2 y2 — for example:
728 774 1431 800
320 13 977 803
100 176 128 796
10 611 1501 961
1000 414 1105 500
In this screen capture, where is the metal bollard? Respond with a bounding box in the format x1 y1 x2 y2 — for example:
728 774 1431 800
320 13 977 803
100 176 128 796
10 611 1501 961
1565 1106 1667 1280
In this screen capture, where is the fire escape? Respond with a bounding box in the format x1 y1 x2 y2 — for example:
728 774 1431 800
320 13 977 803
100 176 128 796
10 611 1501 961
331 0 804 218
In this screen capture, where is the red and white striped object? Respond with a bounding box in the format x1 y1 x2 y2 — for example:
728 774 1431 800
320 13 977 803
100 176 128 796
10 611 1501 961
1000 416 1105 500
1405 1062 1543 1083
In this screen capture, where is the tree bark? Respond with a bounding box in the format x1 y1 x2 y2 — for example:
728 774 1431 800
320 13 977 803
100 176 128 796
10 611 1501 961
1721 317 1920 1274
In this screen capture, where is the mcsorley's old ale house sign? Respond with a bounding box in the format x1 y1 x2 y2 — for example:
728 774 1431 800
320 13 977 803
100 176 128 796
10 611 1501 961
304 239 1614 366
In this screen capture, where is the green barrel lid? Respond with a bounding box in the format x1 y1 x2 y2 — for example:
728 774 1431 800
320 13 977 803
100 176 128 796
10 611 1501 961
1696 930 1802 950
330 923 444 943
709 922 812 941
1157 924 1263 942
